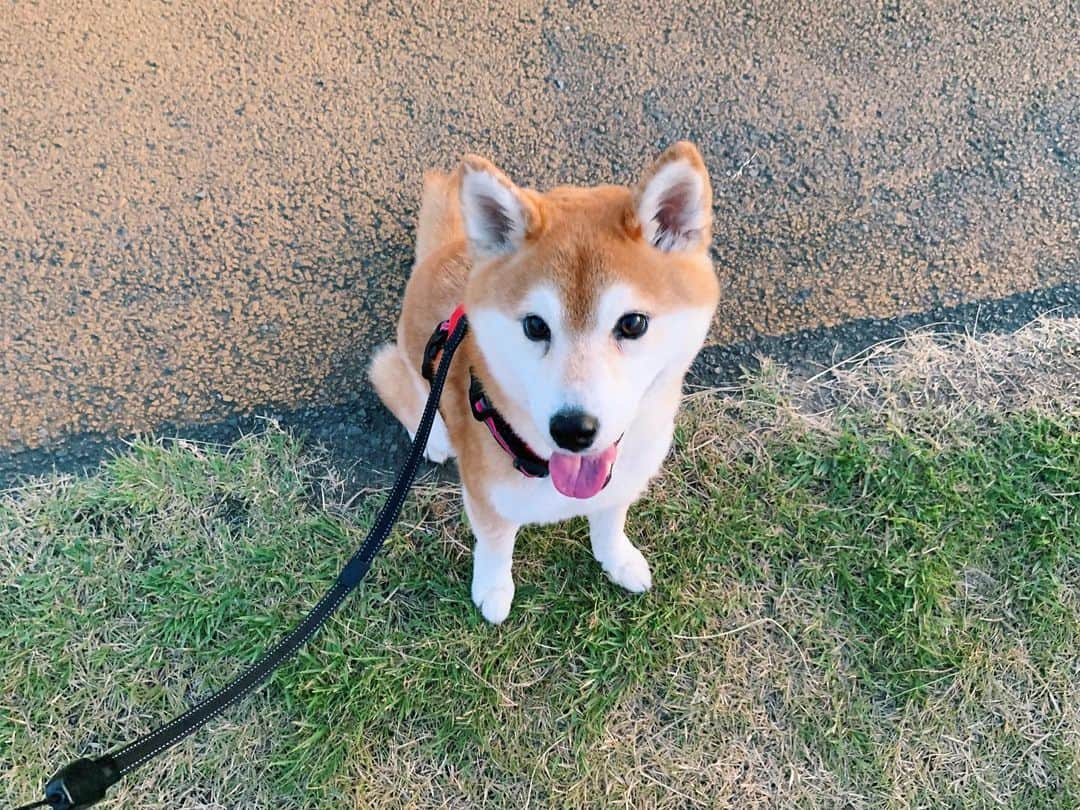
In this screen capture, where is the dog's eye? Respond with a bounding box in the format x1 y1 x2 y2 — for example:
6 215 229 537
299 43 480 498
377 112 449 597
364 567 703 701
522 314 551 342
615 312 649 340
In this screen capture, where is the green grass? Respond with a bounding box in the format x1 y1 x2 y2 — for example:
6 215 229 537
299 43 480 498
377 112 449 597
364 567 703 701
2 327 1079 807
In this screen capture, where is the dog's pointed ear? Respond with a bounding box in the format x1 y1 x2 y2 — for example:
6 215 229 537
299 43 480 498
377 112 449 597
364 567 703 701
632 142 712 253
458 156 541 258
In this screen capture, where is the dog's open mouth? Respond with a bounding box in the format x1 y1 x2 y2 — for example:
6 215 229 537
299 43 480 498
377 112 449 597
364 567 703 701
548 441 619 499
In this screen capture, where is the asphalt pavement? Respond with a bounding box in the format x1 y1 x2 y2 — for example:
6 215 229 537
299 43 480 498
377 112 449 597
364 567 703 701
1 1 1076 484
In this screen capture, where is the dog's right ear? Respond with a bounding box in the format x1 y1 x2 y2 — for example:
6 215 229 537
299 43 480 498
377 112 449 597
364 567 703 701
458 156 541 258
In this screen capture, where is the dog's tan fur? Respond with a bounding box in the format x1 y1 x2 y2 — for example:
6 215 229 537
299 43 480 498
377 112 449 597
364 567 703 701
370 143 719 621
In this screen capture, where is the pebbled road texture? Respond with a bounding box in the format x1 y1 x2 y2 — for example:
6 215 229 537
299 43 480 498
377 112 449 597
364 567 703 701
1 1 1077 484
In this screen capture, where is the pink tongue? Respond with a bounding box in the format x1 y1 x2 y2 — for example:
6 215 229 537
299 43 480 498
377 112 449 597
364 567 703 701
548 443 619 499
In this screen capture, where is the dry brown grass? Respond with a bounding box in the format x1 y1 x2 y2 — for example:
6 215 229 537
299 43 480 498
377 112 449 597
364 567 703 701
784 315 1080 423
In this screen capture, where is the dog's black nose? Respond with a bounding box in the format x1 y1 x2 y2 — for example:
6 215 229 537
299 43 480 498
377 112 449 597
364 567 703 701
549 409 599 451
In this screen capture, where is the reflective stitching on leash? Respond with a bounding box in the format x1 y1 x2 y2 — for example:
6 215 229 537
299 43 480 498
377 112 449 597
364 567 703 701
23 311 471 808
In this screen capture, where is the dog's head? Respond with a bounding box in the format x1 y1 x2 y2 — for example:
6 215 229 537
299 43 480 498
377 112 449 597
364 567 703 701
462 143 720 498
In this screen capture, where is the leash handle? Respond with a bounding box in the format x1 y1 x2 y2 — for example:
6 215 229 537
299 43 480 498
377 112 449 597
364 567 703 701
17 314 469 810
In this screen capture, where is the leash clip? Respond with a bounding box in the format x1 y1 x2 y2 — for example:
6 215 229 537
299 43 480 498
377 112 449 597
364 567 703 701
422 305 467 384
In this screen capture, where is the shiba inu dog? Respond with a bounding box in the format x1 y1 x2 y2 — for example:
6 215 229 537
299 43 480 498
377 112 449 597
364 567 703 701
369 142 720 623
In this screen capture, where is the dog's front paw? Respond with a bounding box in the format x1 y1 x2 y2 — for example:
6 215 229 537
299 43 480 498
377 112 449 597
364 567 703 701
423 442 453 464
415 416 455 464
602 543 652 593
471 575 515 624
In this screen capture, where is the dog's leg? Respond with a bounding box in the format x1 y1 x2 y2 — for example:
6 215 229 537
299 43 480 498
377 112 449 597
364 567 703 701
464 490 518 624
588 503 652 593
408 372 454 463
422 414 454 464
368 343 454 463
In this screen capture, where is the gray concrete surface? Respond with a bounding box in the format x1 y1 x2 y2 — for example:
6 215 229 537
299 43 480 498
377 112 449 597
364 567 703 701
1 1 1077 481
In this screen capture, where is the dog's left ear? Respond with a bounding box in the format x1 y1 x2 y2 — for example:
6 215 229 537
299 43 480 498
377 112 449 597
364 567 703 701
458 156 542 258
632 142 712 253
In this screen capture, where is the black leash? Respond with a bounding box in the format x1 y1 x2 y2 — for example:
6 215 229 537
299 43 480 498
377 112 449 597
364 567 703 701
12 315 469 810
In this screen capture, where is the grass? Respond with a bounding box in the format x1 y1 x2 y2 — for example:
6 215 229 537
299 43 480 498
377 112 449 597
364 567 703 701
2 317 1078 808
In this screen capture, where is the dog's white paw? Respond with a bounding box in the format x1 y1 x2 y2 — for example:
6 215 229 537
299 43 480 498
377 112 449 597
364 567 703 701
423 440 453 465
408 418 455 464
603 543 652 593
422 415 455 464
471 577 515 624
